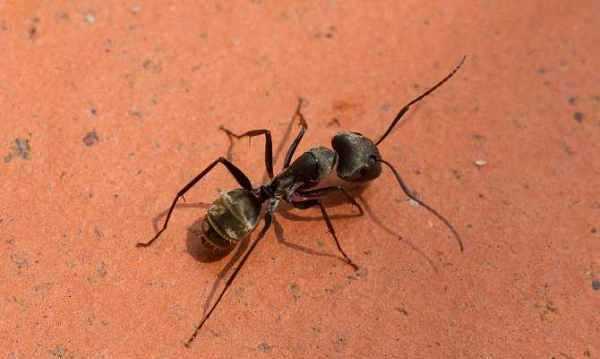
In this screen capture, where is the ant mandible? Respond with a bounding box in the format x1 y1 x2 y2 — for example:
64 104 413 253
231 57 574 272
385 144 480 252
137 56 466 347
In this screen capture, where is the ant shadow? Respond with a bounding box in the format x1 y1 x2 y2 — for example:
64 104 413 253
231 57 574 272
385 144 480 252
151 191 438 318
354 194 439 274
274 189 439 274
185 200 367 317
151 199 365 317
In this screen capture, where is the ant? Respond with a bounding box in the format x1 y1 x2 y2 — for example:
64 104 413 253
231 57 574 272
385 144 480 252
137 56 466 347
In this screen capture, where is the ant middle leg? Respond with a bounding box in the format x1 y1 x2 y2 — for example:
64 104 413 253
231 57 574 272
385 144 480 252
137 157 253 247
291 199 358 271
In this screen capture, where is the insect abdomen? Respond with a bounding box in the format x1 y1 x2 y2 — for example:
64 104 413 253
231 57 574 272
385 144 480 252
201 189 261 250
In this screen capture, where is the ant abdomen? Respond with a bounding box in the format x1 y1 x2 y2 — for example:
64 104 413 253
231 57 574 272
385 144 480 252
332 132 382 182
201 189 261 250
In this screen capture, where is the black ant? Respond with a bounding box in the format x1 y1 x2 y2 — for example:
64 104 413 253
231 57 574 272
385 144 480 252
137 57 466 347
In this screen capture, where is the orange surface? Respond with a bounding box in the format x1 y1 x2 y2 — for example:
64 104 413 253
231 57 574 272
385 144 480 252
2 1 599 357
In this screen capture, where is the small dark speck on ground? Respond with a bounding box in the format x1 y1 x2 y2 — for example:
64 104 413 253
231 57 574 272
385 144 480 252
11 253 29 270
315 25 336 39
334 335 348 352
96 262 107 278
129 109 143 118
537 67 546 74
28 18 40 40
568 96 577 106
143 59 162 73
451 169 462 180
83 130 99 146
592 280 600 290
28 25 38 40
472 133 486 142
395 307 409 315
289 282 301 301
7 138 32 160
573 112 584 123
257 342 272 353
94 226 104 239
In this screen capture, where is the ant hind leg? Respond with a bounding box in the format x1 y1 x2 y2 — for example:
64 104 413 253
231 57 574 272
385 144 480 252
137 157 253 247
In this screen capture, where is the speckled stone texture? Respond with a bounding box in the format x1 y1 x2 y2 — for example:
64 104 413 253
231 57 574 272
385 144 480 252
1 1 598 358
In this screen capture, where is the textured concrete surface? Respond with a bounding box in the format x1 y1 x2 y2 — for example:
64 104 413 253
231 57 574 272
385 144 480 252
1 1 599 358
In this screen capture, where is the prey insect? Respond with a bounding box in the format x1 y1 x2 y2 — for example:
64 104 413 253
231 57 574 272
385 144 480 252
137 57 465 347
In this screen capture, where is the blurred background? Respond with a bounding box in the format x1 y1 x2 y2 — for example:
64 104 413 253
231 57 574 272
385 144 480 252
1 1 598 357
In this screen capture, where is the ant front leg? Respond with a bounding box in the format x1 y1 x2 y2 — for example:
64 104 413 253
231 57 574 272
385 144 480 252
291 199 358 271
298 186 364 215
219 127 274 179
137 157 253 247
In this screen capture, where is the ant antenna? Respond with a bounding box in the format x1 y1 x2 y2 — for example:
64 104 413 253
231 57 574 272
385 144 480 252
378 159 464 252
375 56 466 146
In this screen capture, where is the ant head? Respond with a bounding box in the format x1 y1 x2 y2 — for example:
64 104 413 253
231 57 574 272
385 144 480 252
332 132 382 182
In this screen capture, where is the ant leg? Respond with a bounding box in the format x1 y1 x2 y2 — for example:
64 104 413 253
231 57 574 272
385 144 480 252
185 211 274 347
137 157 253 247
282 98 308 168
298 186 364 215
291 199 358 271
219 127 274 179
375 56 466 146
378 159 464 252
